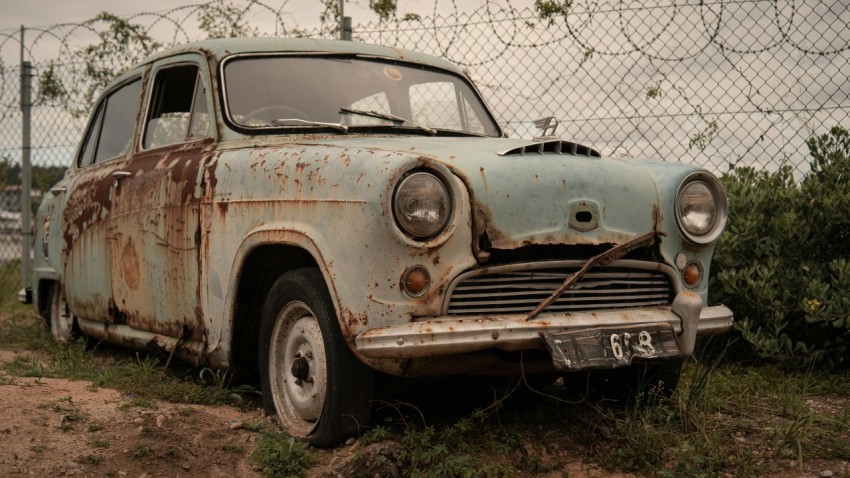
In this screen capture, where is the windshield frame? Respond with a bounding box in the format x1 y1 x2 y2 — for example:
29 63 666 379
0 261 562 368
218 52 504 137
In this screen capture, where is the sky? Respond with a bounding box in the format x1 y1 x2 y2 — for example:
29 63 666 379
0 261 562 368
0 0 498 31
0 0 529 64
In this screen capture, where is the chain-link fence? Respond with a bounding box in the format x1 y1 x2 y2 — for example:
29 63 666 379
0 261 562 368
0 0 848 290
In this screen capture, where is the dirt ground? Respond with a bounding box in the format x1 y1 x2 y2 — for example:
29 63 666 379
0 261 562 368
0 348 632 478
0 350 263 477
0 345 847 478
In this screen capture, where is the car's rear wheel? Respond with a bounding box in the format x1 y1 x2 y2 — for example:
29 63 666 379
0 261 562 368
46 282 75 343
259 268 373 447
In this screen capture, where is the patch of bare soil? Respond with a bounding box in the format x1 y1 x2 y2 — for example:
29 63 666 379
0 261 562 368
0 350 265 478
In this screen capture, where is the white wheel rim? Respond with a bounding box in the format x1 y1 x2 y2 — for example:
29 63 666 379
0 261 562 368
50 284 73 342
268 301 328 437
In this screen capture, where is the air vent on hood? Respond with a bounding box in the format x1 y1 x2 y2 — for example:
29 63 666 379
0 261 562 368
497 140 601 158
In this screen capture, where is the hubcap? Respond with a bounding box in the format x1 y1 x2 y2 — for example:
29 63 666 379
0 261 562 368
269 301 327 437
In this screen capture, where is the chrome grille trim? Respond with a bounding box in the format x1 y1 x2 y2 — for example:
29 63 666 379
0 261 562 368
442 259 679 316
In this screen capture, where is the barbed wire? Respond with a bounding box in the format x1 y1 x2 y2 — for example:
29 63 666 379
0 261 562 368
0 0 847 283
0 0 845 174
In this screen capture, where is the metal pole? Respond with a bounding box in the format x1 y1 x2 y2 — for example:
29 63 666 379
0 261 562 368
339 0 352 40
20 25 32 290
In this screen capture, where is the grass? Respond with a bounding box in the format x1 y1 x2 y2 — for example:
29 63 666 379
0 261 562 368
0 309 260 408
357 358 850 478
1 292 848 477
76 453 103 465
128 444 151 459
250 426 315 478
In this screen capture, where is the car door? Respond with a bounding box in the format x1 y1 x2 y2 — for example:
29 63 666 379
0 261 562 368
62 75 144 322
107 55 214 340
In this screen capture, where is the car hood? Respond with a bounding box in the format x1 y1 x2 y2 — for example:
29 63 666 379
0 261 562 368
300 136 661 251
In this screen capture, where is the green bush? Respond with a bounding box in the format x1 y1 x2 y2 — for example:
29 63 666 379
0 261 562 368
711 126 850 368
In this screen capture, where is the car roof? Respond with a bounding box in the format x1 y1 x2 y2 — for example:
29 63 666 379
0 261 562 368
136 37 463 74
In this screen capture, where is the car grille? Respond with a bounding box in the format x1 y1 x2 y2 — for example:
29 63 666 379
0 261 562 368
444 260 676 316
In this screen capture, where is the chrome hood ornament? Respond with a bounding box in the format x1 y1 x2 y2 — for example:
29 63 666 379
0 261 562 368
534 116 559 140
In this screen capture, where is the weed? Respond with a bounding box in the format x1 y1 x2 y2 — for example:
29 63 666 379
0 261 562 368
375 393 520 477
241 420 266 432
163 448 180 460
128 444 151 459
176 406 195 416
59 412 81 432
219 443 245 454
118 396 158 410
76 454 102 465
30 445 46 453
87 422 104 432
90 438 110 448
362 424 392 444
251 428 314 478
200 366 261 405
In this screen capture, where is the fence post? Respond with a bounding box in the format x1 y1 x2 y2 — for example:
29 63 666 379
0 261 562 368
339 0 352 40
20 25 32 290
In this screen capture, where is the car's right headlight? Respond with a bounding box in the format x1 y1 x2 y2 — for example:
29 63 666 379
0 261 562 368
393 171 451 240
675 172 727 244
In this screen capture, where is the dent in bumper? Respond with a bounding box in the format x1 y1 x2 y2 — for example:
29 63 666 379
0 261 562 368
355 294 733 359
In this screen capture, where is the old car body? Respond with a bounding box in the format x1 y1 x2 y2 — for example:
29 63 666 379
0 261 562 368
25 38 732 445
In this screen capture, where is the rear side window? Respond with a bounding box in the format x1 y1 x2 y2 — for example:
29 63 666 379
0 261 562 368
93 79 143 164
143 65 209 149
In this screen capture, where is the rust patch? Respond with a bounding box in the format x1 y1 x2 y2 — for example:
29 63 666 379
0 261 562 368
121 239 141 290
62 165 117 254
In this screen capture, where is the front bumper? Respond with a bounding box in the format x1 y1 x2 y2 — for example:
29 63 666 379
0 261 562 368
354 291 732 359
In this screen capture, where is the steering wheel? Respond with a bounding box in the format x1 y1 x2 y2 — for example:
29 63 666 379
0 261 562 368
245 105 309 122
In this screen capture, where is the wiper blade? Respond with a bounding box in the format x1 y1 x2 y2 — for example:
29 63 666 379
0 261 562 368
271 118 349 133
339 107 436 136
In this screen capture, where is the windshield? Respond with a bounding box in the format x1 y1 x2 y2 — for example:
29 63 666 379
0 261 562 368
223 55 501 136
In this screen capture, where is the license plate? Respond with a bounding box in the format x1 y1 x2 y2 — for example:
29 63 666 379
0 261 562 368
542 324 681 372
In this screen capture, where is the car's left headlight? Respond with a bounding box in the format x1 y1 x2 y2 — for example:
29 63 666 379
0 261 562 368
675 172 727 244
393 171 451 240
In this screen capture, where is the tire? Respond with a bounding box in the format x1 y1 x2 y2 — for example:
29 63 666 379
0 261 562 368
562 360 682 404
46 282 75 343
258 268 374 447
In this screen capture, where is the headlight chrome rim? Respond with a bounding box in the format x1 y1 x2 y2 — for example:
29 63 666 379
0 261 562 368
393 171 452 240
675 172 728 244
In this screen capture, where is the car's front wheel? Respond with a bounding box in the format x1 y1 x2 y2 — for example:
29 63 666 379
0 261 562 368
259 268 374 447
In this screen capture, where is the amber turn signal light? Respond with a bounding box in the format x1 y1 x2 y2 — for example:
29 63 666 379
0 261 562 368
401 266 431 297
683 262 702 287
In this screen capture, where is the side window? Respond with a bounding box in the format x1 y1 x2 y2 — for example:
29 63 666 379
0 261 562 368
93 79 142 164
77 102 105 168
144 65 209 149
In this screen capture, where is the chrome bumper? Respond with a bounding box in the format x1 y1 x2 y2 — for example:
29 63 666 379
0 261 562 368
355 292 733 359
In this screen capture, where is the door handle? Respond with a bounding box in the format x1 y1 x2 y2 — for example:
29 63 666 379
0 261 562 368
112 171 132 179
49 186 67 196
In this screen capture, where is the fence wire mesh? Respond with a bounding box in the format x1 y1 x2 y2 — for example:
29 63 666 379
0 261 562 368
0 0 848 289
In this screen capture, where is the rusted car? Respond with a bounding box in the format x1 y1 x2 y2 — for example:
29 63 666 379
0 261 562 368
23 38 732 446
